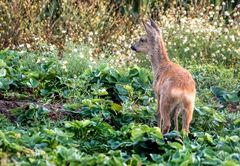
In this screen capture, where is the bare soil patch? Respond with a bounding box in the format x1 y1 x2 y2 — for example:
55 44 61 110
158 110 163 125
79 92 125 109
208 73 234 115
0 99 78 121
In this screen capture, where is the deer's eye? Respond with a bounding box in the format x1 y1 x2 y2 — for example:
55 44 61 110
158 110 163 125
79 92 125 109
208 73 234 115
140 38 145 42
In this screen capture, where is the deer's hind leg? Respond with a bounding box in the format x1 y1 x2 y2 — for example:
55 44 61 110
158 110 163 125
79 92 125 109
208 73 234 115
160 96 172 134
182 101 194 134
174 106 181 131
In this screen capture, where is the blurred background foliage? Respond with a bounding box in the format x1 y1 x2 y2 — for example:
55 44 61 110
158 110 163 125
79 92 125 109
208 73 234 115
0 2 239 164
0 0 239 67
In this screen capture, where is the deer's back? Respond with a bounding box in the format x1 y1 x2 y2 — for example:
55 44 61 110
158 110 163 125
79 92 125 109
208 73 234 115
153 61 196 100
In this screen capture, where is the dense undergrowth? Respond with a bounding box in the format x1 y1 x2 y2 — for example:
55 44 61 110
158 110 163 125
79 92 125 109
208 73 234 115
0 49 239 165
0 1 240 165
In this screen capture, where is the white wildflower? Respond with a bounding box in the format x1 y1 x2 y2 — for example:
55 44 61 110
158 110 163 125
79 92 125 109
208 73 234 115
89 32 93 36
183 37 188 44
229 35 235 42
224 11 230 16
19 44 24 48
184 47 190 52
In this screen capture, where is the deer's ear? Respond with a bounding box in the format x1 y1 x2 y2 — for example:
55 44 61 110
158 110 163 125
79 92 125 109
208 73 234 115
150 18 161 34
143 21 154 34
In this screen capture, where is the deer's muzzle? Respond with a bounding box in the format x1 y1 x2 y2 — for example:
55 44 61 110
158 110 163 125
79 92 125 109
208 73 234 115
131 45 137 51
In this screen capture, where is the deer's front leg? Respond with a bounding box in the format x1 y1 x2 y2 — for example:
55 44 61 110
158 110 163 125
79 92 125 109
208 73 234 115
156 95 162 130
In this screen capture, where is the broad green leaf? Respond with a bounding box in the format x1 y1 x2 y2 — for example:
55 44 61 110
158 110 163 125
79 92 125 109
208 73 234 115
124 84 133 95
233 118 240 126
116 84 128 95
150 153 164 163
0 59 6 67
129 66 139 78
180 153 194 166
64 103 81 110
131 125 150 140
10 143 24 151
111 103 122 112
204 133 213 144
139 68 149 84
0 78 13 90
119 95 129 102
0 47 9 55
82 99 92 107
110 156 123 166
26 71 40 79
109 68 120 80
92 98 104 103
40 89 49 96
27 78 39 88
97 88 108 96
0 68 6 77
223 160 239 166
213 112 226 123
163 131 182 144
28 158 35 163
168 142 183 150
210 86 228 102
229 135 239 142
223 93 240 103
77 120 93 128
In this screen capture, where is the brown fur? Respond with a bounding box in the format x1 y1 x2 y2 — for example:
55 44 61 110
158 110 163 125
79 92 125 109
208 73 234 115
131 19 196 134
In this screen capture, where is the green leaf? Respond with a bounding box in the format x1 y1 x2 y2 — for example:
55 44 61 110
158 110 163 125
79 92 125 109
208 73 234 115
27 78 39 88
109 68 120 80
10 143 23 151
213 112 226 123
223 160 239 166
223 93 240 103
0 78 13 90
82 99 92 107
0 59 6 67
129 67 139 78
0 68 6 77
0 48 9 55
26 71 40 79
179 153 195 166
56 145 83 161
211 86 240 103
163 131 183 144
139 68 149 84
110 156 123 166
204 133 213 144
150 153 164 163
168 142 183 150
229 135 239 142
233 118 240 126
97 88 108 96
40 89 49 96
211 86 228 102
124 84 133 95
111 103 122 112
64 103 81 110
65 120 93 129
116 84 128 95
131 125 150 140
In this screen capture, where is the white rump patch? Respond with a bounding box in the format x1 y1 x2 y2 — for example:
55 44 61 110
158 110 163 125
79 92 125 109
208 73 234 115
171 88 195 103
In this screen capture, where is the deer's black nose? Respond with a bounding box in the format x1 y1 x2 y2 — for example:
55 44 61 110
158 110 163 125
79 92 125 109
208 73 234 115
131 45 136 51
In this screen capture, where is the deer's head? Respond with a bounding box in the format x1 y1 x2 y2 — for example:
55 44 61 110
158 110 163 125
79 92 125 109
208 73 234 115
131 19 162 55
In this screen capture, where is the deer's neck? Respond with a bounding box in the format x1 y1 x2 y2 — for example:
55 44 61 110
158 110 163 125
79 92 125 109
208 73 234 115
149 38 170 76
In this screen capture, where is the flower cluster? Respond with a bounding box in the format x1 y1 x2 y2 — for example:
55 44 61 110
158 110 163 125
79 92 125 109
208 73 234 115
0 1 239 69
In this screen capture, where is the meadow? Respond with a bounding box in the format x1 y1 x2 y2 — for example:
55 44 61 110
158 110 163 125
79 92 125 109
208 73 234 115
0 1 239 165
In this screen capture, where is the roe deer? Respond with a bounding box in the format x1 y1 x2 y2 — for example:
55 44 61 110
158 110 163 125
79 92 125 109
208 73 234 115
131 19 196 134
